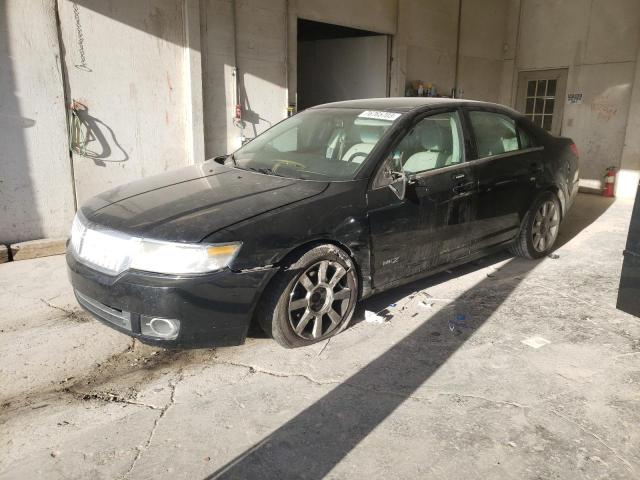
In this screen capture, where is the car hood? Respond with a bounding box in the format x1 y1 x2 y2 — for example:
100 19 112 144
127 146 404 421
81 161 329 242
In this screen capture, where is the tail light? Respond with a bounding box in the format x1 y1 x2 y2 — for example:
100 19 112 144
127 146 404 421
569 143 579 158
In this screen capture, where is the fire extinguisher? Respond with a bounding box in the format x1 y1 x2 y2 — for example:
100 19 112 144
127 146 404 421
603 166 616 197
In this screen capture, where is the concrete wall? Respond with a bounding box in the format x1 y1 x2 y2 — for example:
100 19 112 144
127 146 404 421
394 0 514 103
458 0 513 102
513 0 640 192
201 0 287 157
394 0 459 98
201 0 237 157
0 0 76 244
57 0 192 205
295 0 397 34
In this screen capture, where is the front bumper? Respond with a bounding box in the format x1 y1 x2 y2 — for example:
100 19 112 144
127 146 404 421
66 248 277 348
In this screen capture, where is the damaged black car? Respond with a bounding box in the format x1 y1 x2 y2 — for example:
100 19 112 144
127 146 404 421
67 98 579 348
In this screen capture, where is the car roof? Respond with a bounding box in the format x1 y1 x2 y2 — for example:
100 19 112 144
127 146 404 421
311 97 520 115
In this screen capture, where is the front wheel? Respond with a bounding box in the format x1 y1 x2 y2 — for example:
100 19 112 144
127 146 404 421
510 191 561 259
257 244 358 348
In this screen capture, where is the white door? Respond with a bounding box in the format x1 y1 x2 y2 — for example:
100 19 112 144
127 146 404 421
516 69 568 136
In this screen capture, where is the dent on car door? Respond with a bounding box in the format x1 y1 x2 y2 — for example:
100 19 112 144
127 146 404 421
465 110 543 251
367 110 476 289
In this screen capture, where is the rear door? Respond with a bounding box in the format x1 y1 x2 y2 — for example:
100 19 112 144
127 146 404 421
463 109 543 250
367 110 476 287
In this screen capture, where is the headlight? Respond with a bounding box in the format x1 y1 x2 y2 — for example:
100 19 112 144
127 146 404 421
70 214 86 253
130 240 241 275
69 212 241 275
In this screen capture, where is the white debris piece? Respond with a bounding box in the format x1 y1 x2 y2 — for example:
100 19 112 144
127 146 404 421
521 336 551 349
364 310 386 324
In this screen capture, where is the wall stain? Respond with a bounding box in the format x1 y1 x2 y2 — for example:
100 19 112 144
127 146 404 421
591 103 617 121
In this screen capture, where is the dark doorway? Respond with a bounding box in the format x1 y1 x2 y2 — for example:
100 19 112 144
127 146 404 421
297 19 389 110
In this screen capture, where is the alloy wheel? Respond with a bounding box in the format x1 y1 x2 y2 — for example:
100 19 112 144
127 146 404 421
532 200 559 252
288 260 355 340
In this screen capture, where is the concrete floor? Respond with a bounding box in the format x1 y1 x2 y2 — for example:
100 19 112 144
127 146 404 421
1 193 639 480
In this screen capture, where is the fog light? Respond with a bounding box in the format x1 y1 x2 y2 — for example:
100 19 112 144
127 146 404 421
140 316 180 340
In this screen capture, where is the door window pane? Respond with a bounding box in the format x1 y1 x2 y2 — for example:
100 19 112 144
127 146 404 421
536 80 547 96
546 79 557 97
469 111 519 158
525 98 534 114
542 115 552 131
534 99 544 114
544 99 554 114
392 112 464 175
527 80 536 97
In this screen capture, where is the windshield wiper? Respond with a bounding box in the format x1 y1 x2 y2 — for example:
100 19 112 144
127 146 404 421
232 165 285 177
253 167 285 177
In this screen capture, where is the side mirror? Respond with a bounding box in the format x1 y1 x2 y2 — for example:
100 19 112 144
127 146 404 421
388 171 408 200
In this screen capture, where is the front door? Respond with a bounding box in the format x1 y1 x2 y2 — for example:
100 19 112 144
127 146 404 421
367 110 475 288
516 69 568 136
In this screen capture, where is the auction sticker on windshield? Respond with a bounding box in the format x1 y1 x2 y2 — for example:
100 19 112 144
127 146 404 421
358 111 402 121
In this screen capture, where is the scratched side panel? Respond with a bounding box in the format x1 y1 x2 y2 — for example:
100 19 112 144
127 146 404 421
204 180 374 296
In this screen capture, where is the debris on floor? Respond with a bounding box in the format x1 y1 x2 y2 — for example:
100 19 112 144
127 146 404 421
521 335 551 349
448 313 471 332
364 310 386 324
420 292 453 304
548 253 560 259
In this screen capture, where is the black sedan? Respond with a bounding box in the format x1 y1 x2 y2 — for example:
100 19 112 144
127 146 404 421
67 98 579 348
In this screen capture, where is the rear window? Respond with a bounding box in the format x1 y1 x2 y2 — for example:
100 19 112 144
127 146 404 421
469 111 519 158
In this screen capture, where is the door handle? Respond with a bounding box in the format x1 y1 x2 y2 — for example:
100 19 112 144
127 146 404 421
452 181 475 194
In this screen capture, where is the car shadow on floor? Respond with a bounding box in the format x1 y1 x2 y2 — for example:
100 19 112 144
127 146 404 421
219 194 613 479
353 192 616 325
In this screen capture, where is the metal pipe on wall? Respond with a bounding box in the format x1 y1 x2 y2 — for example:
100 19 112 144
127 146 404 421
453 0 462 98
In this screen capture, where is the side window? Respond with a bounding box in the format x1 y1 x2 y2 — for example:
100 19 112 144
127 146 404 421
469 111 519 158
392 111 464 176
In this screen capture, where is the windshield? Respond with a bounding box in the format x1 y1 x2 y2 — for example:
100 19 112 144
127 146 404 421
226 108 400 181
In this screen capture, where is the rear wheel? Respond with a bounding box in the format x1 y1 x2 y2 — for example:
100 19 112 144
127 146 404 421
510 191 561 259
257 244 358 348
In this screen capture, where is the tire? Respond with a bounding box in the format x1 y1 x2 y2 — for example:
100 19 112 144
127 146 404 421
510 191 561 259
256 244 359 348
